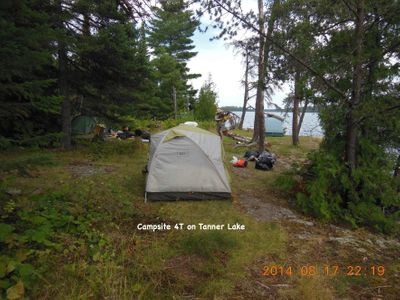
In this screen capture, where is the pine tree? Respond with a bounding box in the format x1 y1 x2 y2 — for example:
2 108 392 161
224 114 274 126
148 0 200 116
194 75 218 121
152 51 184 118
272 0 315 145
53 0 155 147
0 0 59 143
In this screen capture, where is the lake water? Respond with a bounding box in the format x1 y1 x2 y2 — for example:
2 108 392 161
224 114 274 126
234 111 323 137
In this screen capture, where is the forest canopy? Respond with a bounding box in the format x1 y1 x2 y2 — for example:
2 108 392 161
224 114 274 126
0 0 201 148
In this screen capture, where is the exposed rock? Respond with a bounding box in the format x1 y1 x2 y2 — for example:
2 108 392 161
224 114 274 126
365 239 373 245
290 219 314 226
357 248 368 253
5 188 22 196
296 233 313 240
385 239 400 248
327 236 359 246
240 198 298 221
375 239 387 249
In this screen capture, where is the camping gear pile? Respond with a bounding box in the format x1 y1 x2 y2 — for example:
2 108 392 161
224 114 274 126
92 124 106 141
231 149 277 171
71 115 152 144
114 127 150 141
145 124 231 201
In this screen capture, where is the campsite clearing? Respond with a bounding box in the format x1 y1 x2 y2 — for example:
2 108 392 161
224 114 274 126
0 133 399 299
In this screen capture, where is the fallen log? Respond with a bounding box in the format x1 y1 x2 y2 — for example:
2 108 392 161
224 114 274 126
226 132 252 143
225 132 270 148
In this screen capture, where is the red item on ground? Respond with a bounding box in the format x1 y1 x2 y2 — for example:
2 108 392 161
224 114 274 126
233 159 248 168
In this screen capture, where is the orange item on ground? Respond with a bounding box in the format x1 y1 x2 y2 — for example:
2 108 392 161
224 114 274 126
233 159 247 168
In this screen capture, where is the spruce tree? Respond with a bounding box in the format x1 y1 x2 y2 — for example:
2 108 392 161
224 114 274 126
194 75 218 121
148 0 200 117
53 0 155 146
0 0 59 144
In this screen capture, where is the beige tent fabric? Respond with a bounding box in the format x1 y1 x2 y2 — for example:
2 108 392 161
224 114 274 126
145 125 231 201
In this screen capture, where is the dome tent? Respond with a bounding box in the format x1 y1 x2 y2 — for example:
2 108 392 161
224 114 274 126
145 124 231 201
71 115 97 135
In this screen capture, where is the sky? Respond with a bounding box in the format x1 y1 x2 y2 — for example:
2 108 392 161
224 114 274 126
186 2 291 108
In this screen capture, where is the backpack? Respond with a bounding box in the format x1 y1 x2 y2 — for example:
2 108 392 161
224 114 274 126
244 150 260 161
255 151 276 170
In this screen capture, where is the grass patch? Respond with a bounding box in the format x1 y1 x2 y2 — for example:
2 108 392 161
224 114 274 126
155 200 286 298
1 131 397 299
0 136 288 299
180 231 238 259
78 138 142 160
0 152 56 176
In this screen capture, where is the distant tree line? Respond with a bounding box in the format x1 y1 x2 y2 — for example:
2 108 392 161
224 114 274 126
220 106 318 112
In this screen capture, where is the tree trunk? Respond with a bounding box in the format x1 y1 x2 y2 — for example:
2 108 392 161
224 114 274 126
297 98 308 137
83 14 90 36
58 1 71 149
345 0 365 171
252 0 266 151
252 0 280 151
239 50 250 130
292 70 301 145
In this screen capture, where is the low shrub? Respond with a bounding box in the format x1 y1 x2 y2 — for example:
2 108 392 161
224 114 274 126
294 147 399 234
0 192 109 298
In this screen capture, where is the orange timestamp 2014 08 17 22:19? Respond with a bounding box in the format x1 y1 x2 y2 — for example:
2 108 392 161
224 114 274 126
261 265 385 277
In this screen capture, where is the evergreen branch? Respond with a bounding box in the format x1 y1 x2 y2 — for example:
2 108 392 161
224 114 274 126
73 15 103 28
314 19 352 34
65 21 83 33
211 0 347 100
366 40 400 68
356 104 400 125
341 0 357 17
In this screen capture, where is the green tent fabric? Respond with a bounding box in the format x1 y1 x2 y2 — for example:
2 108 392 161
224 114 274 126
145 124 231 201
265 116 285 137
71 116 96 135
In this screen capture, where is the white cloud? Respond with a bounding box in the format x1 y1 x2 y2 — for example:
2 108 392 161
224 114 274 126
188 45 244 106
187 0 291 107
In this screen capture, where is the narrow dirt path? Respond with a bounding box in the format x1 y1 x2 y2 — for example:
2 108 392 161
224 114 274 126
230 166 400 299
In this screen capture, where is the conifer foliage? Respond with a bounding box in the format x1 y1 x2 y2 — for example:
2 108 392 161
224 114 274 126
148 0 200 116
194 75 218 121
0 0 202 147
0 0 59 145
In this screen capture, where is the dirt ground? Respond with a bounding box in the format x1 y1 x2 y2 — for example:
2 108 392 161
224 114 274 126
230 164 400 299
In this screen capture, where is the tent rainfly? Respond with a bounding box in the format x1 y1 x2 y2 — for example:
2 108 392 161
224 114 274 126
145 124 231 201
71 115 96 135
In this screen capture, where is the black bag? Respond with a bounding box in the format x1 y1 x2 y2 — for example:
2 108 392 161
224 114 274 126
134 129 151 140
244 150 260 161
255 151 277 170
141 130 151 140
117 131 133 140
